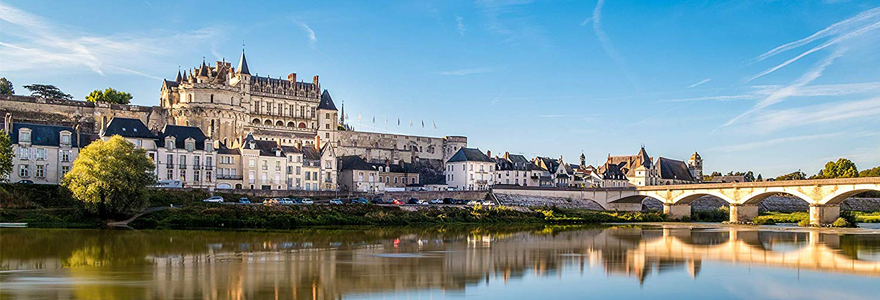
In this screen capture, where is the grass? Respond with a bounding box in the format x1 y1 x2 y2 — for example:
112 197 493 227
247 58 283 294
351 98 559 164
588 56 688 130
850 211 880 223
752 211 809 225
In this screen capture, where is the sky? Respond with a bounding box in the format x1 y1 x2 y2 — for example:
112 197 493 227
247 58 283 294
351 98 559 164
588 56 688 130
2 0 880 178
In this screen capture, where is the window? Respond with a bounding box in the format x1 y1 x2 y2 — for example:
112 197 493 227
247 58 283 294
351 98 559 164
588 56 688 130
186 141 195 152
296 166 301 175
249 158 255 168
206 157 212 167
358 172 364 182
194 171 200 182
18 129 31 144
249 171 256 183
19 147 29 160
205 143 213 152
275 161 281 171
61 133 71 145
369 173 374 182
19 165 29 177
166 138 174 150
61 165 70 177
262 160 268 170
180 155 187 168
411 177 416 184
261 172 267 183
61 150 70 162
33 148 46 160
325 160 332 169
194 156 201 168
167 169 173 180
306 172 311 180
166 154 173 168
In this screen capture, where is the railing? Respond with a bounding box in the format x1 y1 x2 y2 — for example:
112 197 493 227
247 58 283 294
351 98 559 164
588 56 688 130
204 165 213 170
217 175 243 180
193 164 201 170
178 164 187 169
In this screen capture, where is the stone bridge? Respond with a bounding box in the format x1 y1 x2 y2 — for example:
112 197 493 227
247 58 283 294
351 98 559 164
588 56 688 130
493 177 880 225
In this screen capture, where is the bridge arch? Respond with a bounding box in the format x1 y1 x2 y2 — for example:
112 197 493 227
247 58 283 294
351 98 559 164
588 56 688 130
740 188 815 205
669 191 735 205
820 187 880 205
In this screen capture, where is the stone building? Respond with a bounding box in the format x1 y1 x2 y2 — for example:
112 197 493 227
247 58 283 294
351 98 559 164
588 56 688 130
3 116 84 184
445 148 494 191
492 152 539 187
338 155 384 192
600 147 702 186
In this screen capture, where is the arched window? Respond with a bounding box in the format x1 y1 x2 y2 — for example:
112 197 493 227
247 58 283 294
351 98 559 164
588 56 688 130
252 118 261 124
287 122 295 127
275 120 283 126
210 94 214 103
264 120 272 125
298 122 306 128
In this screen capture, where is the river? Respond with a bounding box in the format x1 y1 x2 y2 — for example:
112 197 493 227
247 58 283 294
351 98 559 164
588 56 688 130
2 225 879 299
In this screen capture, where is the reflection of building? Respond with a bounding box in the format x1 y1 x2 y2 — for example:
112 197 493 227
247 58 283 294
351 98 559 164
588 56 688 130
2 227 879 300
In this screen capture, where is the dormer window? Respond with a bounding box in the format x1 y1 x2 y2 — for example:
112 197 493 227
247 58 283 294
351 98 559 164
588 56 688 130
166 137 175 150
185 140 195 152
205 141 213 152
60 132 71 146
18 129 31 144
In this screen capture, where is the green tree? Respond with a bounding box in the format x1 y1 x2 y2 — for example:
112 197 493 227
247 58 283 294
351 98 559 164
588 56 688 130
744 171 755 182
860 166 880 177
62 135 155 217
756 174 763 182
775 170 806 181
0 130 13 180
86 88 132 105
0 77 13 95
23 84 72 100
820 158 859 179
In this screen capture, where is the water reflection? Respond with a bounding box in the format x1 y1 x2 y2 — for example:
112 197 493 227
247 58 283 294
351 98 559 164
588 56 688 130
2 225 879 299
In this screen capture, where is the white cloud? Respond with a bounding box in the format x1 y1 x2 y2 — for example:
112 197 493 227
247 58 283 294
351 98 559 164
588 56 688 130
657 95 757 103
726 48 844 127
456 15 466 36
297 22 317 49
590 0 639 92
687 78 711 88
0 2 220 79
755 6 880 62
438 68 494 76
753 96 880 132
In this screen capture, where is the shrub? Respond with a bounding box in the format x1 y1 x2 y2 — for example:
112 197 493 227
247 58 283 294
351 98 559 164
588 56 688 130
798 219 811 227
831 217 851 228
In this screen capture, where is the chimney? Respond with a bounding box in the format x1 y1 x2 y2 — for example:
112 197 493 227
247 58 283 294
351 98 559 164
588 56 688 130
295 140 302 150
3 113 12 133
288 73 296 83
315 134 321 150
312 75 319 86
487 150 491 158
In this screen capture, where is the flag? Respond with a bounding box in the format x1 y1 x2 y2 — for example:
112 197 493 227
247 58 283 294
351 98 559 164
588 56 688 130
372 116 375 123
385 117 388 124
357 114 362 122
421 120 424 128
397 118 400 126
432 120 436 129
409 120 413 127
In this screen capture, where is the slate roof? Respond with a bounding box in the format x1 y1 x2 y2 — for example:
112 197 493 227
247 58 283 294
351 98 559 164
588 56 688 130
103 118 155 139
601 162 628 180
339 155 376 171
302 145 321 160
237 50 250 75
606 146 652 177
447 148 491 163
656 157 694 181
157 125 208 150
6 122 78 147
318 90 338 110
216 145 240 155
368 162 415 173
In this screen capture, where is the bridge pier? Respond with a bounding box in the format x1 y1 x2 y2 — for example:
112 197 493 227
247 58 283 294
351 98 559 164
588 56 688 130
729 204 759 223
663 204 691 220
809 204 840 226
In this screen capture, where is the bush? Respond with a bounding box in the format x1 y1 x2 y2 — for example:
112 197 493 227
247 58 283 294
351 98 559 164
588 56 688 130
798 219 811 227
692 207 729 222
831 217 851 228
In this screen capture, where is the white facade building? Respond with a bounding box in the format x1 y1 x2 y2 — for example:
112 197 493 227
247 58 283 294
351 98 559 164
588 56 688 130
445 148 494 191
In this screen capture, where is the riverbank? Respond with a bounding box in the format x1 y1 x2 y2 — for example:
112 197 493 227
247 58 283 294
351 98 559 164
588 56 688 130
0 204 671 229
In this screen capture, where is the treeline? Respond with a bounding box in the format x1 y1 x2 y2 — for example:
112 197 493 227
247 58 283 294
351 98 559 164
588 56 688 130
0 76 131 104
775 158 879 181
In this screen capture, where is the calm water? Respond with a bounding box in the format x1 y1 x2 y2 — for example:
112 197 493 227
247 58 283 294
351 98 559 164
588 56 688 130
2 225 880 300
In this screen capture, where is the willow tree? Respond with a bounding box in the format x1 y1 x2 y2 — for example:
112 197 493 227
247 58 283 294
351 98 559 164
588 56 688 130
63 135 155 217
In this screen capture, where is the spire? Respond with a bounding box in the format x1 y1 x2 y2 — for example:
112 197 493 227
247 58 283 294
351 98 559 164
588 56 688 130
318 90 338 110
181 70 188 82
237 49 250 75
175 70 182 82
198 59 208 77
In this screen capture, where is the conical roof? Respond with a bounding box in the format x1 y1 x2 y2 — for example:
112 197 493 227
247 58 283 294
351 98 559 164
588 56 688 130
237 50 250 75
318 90 338 110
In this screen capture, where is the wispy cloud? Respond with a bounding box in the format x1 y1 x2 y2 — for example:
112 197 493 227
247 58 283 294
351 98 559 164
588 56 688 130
589 0 639 92
687 78 711 88
456 15 466 36
749 6 880 81
714 132 843 152
753 96 880 132
656 95 756 103
438 67 494 76
476 0 543 44
726 48 845 127
0 2 219 79
297 21 317 49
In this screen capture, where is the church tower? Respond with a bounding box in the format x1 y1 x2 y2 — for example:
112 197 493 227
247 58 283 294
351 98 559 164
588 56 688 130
688 151 703 181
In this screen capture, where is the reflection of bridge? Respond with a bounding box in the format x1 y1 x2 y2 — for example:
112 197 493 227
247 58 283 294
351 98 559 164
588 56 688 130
494 177 880 225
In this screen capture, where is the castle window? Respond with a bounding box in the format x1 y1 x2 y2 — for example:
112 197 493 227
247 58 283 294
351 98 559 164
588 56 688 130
210 94 214 103
264 120 272 126
252 118 260 124
298 122 306 129
18 129 31 144
275 121 283 126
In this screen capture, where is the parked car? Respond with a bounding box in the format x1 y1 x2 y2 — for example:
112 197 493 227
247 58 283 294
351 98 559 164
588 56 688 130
430 199 443 204
301 198 314 205
417 200 429 205
481 200 496 206
262 198 278 206
407 197 419 204
371 197 385 204
453 199 467 205
352 197 369 204
466 200 480 206
203 196 224 203
329 199 343 205
16 180 34 184
239 197 251 204
442 198 455 204
278 198 295 205
391 199 404 205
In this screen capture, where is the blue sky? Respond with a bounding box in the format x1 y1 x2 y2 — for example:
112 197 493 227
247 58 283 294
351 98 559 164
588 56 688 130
2 0 880 177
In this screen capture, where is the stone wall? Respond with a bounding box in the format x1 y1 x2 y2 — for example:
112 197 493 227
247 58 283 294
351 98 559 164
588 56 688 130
494 193 605 210
206 188 487 201
0 95 166 133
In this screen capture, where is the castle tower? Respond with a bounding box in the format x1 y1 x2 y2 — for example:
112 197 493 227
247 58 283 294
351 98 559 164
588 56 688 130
317 90 338 148
688 151 703 181
580 153 586 167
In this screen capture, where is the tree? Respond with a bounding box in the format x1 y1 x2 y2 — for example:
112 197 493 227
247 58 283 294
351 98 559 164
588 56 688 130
0 130 13 180
0 77 13 95
86 88 132 105
62 135 155 217
820 158 859 179
756 174 763 182
860 166 880 178
23 84 72 100
743 171 755 182
775 170 806 181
